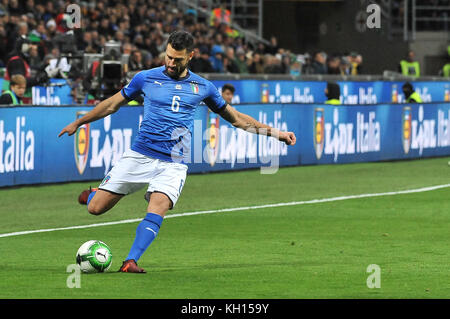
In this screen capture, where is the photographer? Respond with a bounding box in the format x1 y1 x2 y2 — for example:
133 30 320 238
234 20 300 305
402 82 423 103
5 35 48 87
43 47 71 79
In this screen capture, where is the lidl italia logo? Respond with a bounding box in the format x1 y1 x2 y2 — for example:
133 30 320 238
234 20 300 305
314 108 325 160
206 109 220 166
74 111 90 174
402 106 412 154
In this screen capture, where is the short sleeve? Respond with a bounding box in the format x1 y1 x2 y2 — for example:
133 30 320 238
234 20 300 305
202 81 227 113
121 71 145 101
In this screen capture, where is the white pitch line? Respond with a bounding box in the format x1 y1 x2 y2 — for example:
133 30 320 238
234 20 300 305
1 183 449 239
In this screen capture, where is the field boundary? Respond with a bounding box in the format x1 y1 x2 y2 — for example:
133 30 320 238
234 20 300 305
1 183 449 238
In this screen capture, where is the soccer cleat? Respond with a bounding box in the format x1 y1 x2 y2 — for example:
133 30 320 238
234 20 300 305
78 186 98 205
118 259 146 273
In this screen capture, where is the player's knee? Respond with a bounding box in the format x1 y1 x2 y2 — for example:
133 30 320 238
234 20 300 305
147 192 172 214
87 202 105 215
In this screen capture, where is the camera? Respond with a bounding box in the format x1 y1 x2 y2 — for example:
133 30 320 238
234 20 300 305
82 41 126 100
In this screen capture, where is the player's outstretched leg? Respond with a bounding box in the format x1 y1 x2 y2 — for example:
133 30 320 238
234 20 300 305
119 192 171 273
87 189 124 215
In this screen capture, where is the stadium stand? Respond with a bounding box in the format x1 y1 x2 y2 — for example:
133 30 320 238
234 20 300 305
0 0 363 81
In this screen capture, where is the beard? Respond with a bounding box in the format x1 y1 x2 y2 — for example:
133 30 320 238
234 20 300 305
165 62 189 79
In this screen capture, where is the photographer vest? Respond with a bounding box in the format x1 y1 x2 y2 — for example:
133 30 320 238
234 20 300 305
400 60 420 77
406 92 423 103
2 90 23 105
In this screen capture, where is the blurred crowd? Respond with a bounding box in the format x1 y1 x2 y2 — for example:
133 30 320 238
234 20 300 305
190 37 363 76
0 0 364 80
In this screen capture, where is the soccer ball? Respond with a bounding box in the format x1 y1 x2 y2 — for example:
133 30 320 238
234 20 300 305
76 240 113 273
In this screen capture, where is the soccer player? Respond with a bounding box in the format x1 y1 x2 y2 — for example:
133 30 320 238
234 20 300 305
221 83 235 104
59 31 296 273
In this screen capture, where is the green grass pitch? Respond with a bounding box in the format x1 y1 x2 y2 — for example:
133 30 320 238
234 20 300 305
0 157 449 298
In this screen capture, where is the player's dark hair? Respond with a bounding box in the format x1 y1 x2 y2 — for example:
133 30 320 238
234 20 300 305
222 83 235 94
167 30 195 52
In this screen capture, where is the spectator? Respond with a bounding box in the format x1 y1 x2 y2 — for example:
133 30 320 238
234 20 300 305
142 52 153 69
43 1 55 23
290 56 303 76
255 42 266 55
129 49 144 71
17 21 28 37
301 53 315 75
264 54 283 74
234 47 249 74
0 1 8 16
27 43 41 71
189 47 213 73
114 30 124 43
45 18 57 39
249 52 264 74
133 34 145 51
98 18 114 37
338 57 349 75
150 52 165 69
265 36 279 55
311 52 327 74
348 52 363 75
3 14 20 55
281 54 292 74
24 0 35 16
212 33 225 53
0 74 26 105
147 34 163 58
209 44 225 73
188 48 203 73
290 61 301 76
224 47 239 73
327 55 341 75
122 43 133 56
8 0 23 17
29 23 48 58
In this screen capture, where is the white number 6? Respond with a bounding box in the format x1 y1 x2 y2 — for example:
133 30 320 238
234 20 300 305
171 96 180 112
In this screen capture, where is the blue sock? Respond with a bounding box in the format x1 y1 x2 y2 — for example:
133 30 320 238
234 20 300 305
86 190 96 206
126 212 164 262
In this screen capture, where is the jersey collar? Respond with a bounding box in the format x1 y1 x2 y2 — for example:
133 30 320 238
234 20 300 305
162 68 191 81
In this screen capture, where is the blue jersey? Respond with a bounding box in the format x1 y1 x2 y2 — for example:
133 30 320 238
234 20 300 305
121 66 227 163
